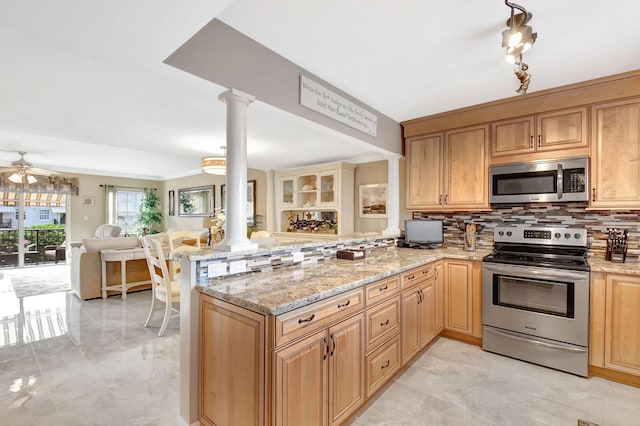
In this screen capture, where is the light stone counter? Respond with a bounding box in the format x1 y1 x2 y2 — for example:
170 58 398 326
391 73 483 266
198 246 490 315
589 257 640 275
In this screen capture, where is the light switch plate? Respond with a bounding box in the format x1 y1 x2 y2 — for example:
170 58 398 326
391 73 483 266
292 251 304 262
229 260 247 274
208 263 227 278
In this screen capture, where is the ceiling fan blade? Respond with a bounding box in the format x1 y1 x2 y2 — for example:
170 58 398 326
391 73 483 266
0 166 18 173
27 167 59 176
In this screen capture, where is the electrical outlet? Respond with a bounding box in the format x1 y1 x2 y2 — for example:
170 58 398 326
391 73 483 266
229 260 247 274
208 263 227 278
292 251 304 262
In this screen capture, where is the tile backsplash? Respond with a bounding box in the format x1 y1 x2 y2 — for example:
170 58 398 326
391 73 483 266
412 202 640 262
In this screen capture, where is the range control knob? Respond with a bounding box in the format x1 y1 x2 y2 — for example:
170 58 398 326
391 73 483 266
498 231 504 236
574 233 582 239
564 233 571 239
554 232 561 239
506 231 512 237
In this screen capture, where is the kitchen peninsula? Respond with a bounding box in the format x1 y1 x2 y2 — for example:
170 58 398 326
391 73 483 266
177 237 488 426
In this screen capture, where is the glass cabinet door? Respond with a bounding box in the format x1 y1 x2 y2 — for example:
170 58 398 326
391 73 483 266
319 173 336 204
281 179 294 206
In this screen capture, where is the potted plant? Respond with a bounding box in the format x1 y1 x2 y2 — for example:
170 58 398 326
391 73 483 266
137 188 163 235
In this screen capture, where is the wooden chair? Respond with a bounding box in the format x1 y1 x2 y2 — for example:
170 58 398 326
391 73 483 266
166 230 202 279
141 236 180 337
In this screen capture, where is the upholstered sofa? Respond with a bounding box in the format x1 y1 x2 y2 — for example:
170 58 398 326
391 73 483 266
70 236 152 300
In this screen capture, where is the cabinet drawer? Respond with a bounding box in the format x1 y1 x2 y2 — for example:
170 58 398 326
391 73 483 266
365 275 400 306
274 288 364 347
366 334 400 398
401 263 434 290
366 295 400 352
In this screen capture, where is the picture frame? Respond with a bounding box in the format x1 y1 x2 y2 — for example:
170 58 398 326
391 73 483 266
359 183 388 218
178 185 215 217
168 190 175 216
221 180 256 224
82 196 95 207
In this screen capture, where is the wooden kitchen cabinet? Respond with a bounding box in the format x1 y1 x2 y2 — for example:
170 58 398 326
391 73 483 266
434 261 444 334
604 274 640 376
490 107 587 163
274 313 365 426
406 125 488 211
200 297 266 426
401 263 437 365
590 272 640 385
443 259 482 342
590 98 640 209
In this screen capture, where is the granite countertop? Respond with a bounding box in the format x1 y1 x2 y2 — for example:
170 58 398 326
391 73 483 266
588 257 640 274
198 247 490 316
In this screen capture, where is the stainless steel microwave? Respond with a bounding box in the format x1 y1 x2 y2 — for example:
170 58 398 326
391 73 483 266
489 157 589 203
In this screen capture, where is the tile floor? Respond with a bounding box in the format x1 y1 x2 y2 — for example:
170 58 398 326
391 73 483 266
1 270 639 426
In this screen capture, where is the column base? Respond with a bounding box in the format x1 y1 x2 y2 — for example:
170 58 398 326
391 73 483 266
213 241 259 252
382 227 401 237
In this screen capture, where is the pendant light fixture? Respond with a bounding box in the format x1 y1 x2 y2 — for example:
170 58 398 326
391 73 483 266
501 1 537 94
201 146 226 175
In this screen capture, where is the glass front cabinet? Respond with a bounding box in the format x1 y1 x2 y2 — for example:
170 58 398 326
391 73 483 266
275 162 355 238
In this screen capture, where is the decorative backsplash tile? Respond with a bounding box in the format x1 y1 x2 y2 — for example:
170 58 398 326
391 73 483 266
195 237 397 284
412 202 640 262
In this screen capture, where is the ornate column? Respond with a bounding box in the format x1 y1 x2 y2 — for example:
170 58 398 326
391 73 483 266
382 155 402 237
215 88 258 252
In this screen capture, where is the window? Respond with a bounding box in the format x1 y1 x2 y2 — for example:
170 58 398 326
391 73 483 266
109 188 145 236
39 209 50 220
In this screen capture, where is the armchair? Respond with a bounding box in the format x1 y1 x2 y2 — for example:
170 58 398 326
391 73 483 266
44 241 66 263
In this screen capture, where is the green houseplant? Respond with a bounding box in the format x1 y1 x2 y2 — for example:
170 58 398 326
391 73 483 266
138 188 163 235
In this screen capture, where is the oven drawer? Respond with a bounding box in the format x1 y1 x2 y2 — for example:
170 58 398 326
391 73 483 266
483 325 588 377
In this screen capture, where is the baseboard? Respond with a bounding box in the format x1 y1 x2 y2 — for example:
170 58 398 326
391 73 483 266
439 330 482 347
589 365 640 388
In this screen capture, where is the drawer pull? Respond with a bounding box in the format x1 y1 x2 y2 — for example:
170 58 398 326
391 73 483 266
380 319 390 327
298 314 316 324
337 300 351 309
381 360 390 369
379 284 388 291
422 269 430 275
407 274 415 280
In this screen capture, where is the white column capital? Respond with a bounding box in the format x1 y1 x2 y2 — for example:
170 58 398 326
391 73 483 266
218 88 256 105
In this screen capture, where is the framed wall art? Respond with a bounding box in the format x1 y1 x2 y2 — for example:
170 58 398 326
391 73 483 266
358 183 387 218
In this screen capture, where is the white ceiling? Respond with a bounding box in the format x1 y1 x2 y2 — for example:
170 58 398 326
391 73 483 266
1 0 639 180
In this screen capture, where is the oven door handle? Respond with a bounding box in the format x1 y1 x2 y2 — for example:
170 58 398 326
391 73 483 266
485 327 587 353
483 264 588 281
557 164 563 199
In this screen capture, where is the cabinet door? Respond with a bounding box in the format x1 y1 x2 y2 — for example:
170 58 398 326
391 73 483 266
328 313 365 426
444 260 474 335
591 99 640 208
536 108 587 152
419 279 437 348
604 274 640 376
490 116 535 157
281 178 295 207
445 125 489 209
435 261 445 334
275 330 328 426
319 173 337 206
401 287 421 365
200 298 265 426
405 134 444 210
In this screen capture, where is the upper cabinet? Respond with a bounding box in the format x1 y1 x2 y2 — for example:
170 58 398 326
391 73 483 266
406 125 489 211
490 107 588 163
590 98 640 209
275 162 355 237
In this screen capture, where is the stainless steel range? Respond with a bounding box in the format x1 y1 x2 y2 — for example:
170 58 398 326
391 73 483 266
482 226 589 377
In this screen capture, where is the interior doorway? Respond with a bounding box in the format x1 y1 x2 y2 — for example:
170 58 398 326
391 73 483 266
0 192 68 269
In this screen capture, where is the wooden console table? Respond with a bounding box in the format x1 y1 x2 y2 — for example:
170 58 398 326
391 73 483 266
100 248 150 300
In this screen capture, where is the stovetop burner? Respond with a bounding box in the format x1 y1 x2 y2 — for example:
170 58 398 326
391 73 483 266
484 227 589 272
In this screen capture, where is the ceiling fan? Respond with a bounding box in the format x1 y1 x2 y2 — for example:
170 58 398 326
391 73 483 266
0 151 59 184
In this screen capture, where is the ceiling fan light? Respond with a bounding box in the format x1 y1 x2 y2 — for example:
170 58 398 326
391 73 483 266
8 173 22 183
505 53 517 64
27 174 38 184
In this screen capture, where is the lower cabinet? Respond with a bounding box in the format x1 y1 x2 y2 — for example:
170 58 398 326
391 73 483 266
435 261 445 334
590 272 640 382
200 296 266 426
443 259 482 340
274 313 365 426
401 264 437 365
